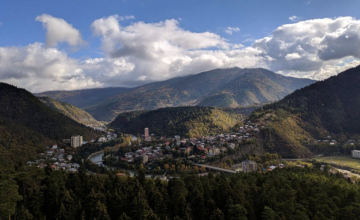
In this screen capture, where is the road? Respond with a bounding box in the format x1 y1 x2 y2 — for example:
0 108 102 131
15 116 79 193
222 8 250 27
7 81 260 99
193 163 237 174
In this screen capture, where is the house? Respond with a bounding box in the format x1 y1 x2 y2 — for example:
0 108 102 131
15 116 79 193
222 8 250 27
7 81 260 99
208 146 220 155
228 143 236 149
268 165 277 171
242 160 257 173
197 146 208 154
141 155 149 164
179 147 191 156
174 135 181 142
98 137 106 142
71 163 80 170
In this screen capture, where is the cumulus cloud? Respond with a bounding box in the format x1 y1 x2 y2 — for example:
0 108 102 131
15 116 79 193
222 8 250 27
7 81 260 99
4 15 360 92
36 14 84 47
0 43 100 92
224 27 240 35
88 15 263 86
289 16 302 22
253 16 360 78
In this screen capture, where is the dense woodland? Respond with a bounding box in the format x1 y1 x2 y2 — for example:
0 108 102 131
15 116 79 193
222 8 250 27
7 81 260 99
110 107 241 137
0 83 99 173
38 97 98 125
0 83 98 141
255 65 360 137
2 166 360 220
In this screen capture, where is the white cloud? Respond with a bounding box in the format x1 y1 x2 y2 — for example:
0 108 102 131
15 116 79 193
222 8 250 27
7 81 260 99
0 43 101 92
35 14 84 47
5 15 360 92
253 16 360 78
224 27 240 35
289 16 302 22
285 52 302 60
118 15 135 21
243 38 256 43
0 22 2 25
89 16 264 86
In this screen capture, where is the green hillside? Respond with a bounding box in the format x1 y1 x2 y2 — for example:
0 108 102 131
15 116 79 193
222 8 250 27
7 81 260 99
0 116 53 172
86 68 315 121
0 83 98 169
249 65 360 157
109 106 241 137
38 96 98 125
257 65 360 136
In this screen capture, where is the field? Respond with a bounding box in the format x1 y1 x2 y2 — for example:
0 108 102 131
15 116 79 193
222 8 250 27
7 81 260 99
314 155 360 171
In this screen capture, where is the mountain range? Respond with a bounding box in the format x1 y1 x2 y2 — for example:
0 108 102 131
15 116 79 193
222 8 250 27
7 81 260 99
37 68 315 121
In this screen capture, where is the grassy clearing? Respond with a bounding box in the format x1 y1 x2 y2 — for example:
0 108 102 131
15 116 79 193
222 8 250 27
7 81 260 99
314 154 360 170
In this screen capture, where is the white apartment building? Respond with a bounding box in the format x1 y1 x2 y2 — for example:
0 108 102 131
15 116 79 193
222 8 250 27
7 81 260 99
71 135 83 148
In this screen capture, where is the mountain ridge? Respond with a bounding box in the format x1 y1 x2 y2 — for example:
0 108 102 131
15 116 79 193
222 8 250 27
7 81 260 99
36 87 133 108
88 68 316 121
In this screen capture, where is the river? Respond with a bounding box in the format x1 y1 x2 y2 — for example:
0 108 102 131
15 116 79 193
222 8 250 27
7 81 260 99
88 151 136 176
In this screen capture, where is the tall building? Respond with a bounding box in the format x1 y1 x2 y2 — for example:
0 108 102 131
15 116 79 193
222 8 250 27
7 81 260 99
144 128 149 138
71 135 83 148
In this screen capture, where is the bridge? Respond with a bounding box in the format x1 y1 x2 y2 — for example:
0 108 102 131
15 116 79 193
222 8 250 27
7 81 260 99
193 163 237 174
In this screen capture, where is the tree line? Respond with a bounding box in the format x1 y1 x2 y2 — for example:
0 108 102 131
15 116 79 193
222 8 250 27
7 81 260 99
1 165 360 219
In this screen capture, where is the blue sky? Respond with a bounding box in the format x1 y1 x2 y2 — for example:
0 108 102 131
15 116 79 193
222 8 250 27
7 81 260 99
1 0 360 92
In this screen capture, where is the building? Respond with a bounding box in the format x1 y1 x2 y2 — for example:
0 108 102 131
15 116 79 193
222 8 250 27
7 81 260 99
141 155 149 164
144 128 149 138
179 147 191 156
175 135 180 142
71 135 83 148
352 150 360 158
242 160 257 173
98 137 106 142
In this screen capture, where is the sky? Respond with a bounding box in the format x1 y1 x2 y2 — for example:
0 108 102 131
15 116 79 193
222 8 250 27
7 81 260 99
1 0 360 92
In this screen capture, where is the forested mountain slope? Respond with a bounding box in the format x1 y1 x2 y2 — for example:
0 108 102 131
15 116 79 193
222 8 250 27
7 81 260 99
250 65 360 157
87 68 315 121
38 97 98 125
0 83 97 140
0 83 98 170
109 106 241 137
